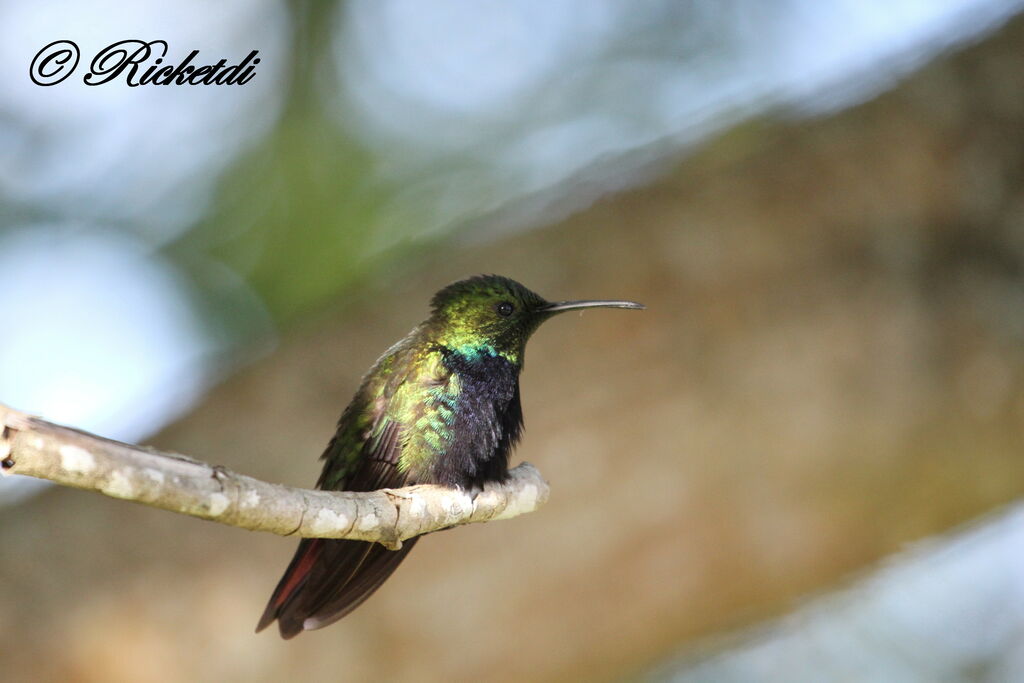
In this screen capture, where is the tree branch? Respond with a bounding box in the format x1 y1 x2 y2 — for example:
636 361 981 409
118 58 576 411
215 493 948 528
0 403 549 549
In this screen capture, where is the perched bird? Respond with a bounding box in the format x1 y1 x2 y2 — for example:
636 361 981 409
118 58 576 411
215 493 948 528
257 274 643 638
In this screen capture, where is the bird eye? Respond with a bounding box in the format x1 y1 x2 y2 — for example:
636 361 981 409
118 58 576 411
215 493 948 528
496 301 514 317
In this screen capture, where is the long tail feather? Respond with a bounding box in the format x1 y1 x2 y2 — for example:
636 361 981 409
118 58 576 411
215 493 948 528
256 537 419 638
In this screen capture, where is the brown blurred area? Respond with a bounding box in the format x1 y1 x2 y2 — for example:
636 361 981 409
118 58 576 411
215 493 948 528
5 18 1024 683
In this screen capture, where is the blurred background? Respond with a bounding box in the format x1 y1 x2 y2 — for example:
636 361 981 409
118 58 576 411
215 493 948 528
2 1 1024 681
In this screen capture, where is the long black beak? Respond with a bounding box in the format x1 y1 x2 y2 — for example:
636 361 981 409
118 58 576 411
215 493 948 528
541 299 645 313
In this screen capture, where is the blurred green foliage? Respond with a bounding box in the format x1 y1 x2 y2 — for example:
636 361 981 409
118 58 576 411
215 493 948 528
174 4 393 322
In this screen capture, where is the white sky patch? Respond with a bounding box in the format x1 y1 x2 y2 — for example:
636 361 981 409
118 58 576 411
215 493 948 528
0 225 221 505
336 0 1024 248
341 0 614 126
0 0 289 241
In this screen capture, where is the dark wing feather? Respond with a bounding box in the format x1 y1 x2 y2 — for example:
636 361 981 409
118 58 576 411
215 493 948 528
256 417 414 638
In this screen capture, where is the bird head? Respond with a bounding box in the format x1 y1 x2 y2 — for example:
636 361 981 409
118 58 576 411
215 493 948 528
428 275 644 365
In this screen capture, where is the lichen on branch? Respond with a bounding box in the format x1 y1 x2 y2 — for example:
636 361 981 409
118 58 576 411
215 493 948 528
0 404 548 550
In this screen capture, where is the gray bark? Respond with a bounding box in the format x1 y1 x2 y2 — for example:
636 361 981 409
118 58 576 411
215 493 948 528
0 403 548 549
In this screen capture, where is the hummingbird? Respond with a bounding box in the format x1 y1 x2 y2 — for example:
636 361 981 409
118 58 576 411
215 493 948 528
256 274 644 638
